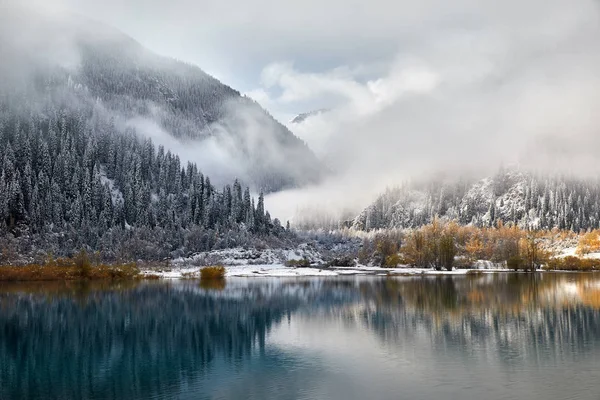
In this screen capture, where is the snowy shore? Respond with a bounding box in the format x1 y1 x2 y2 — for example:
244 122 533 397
139 246 510 279
140 264 511 279
139 243 600 279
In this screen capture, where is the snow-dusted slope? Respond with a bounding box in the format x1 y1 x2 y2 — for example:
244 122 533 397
0 5 323 193
353 169 600 231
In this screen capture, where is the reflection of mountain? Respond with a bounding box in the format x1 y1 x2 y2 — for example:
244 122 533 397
1 275 600 399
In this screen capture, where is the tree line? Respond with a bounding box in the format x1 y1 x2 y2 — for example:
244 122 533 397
359 219 552 271
355 168 600 233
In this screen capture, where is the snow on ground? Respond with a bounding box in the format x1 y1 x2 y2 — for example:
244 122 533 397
556 247 600 260
141 264 337 278
141 247 510 279
135 244 506 279
171 244 326 267
140 265 510 279
97 166 124 205
559 247 578 258
225 264 338 277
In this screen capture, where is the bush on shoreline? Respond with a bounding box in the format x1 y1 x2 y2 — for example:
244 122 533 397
285 258 311 268
543 256 600 271
200 265 226 280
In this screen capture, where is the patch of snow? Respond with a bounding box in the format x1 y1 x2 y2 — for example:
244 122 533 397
173 245 325 268
145 244 511 279
558 247 578 258
97 166 124 205
556 247 600 260
472 260 505 269
226 264 338 277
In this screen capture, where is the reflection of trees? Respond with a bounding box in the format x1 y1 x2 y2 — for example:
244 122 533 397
0 278 365 400
353 274 600 365
358 273 600 315
1 275 600 399
0 281 305 400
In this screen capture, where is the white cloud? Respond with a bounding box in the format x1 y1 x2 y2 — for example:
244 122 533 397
258 0 600 223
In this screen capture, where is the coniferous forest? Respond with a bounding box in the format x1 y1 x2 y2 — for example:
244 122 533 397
0 105 289 262
354 169 600 233
0 8 314 262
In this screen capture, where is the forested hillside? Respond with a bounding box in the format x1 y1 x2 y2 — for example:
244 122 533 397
0 6 326 262
354 169 600 232
0 102 290 262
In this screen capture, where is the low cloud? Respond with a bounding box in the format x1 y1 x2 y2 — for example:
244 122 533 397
125 115 247 184
260 0 600 225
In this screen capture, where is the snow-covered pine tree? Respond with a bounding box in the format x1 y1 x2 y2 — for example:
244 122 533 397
0 105 287 260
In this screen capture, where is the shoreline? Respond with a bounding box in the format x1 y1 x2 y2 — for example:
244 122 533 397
1 259 596 281
139 265 589 279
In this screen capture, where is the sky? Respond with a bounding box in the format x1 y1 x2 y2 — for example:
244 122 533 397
7 0 600 223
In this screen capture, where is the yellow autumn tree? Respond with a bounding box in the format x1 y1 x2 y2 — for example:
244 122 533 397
465 236 484 263
576 230 600 256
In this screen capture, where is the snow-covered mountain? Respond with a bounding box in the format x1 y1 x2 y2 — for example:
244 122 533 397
0 5 324 193
0 5 309 261
353 169 600 232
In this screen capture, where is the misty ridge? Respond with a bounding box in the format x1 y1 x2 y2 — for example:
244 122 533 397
0 2 323 193
262 0 600 225
0 1 330 262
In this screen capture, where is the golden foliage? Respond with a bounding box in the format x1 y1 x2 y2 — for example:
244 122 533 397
576 230 600 256
200 265 226 280
0 258 139 281
359 230 403 267
409 222 598 271
373 219 564 270
384 254 402 268
544 256 600 271
465 236 484 262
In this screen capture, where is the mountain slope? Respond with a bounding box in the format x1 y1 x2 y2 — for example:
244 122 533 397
0 100 294 261
0 5 324 192
0 6 302 261
353 169 600 232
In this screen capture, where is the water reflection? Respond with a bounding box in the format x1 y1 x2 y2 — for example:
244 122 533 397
0 274 599 399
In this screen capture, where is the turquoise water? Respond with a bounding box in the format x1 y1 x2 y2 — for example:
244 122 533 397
1 273 600 399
